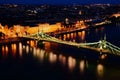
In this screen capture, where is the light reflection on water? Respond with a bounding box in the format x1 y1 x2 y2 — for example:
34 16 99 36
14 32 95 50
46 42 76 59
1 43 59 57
11 44 17 56
26 45 29 54
4 37 120 80
49 52 57 63
81 31 85 41
0 41 105 78
58 54 66 66
60 31 86 42
2 46 4 58
5 46 8 55
79 60 85 73
20 41 106 79
97 64 104 77
17 41 87 72
26 41 101 74
19 42 22 57
68 56 76 71
2 45 8 57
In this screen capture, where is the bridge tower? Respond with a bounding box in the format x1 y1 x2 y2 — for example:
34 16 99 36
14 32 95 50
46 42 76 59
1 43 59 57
99 35 107 53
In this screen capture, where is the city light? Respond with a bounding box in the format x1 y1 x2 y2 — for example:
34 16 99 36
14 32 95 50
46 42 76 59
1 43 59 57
0 3 120 80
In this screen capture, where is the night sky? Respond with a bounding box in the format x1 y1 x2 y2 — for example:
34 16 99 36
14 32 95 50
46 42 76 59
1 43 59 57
0 0 120 4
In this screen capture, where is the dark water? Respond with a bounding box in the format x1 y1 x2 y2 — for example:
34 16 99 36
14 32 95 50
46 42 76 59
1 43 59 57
0 24 120 80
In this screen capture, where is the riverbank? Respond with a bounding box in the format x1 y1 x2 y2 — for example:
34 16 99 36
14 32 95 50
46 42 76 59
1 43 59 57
0 37 25 45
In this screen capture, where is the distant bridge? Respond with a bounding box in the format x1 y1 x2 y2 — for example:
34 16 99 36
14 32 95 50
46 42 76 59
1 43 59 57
23 32 120 56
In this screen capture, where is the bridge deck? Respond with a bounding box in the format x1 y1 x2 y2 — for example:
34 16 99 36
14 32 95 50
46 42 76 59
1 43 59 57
24 31 120 56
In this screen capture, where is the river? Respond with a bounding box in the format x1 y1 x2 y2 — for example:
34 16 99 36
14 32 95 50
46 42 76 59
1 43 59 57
0 23 120 80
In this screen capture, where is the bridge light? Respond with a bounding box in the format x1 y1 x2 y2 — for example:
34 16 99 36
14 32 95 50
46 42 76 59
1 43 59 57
99 40 102 43
101 54 107 59
103 45 106 48
100 46 103 50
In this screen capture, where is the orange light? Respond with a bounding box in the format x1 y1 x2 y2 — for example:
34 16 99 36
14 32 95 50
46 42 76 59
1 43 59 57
79 60 85 73
11 44 17 57
59 54 66 66
68 56 76 71
2 46 5 54
49 52 57 63
81 31 85 41
97 64 104 77
101 54 107 59
19 42 22 57
5 45 8 55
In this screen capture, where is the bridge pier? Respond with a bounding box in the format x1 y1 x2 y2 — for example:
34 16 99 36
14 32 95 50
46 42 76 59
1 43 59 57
37 40 44 48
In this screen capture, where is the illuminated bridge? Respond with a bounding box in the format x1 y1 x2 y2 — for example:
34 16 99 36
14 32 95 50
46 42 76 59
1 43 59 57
24 32 120 56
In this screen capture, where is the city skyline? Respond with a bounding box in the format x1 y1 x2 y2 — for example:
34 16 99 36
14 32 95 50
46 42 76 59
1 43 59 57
0 0 120 4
